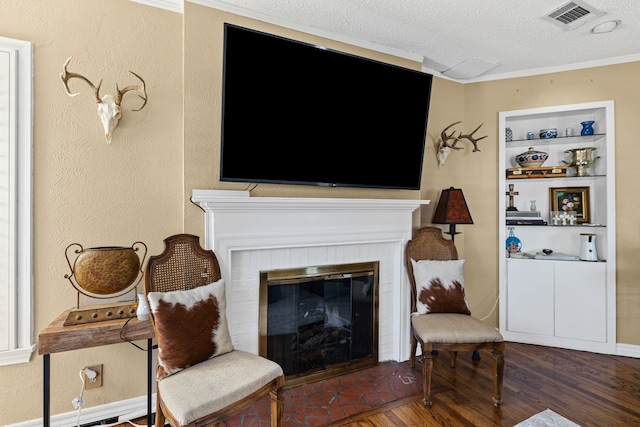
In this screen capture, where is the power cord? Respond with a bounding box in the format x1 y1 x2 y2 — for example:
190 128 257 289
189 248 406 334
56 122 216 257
72 365 153 426
479 294 500 322
80 417 149 427
72 367 97 426
119 317 158 351
72 415 149 427
189 195 206 213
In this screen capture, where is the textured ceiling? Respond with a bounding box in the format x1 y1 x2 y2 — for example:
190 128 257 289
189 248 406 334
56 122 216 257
204 0 640 81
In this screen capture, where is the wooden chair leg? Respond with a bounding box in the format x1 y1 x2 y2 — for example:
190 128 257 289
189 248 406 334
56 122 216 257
154 393 165 427
410 335 418 368
270 379 284 426
421 344 434 408
491 346 505 407
450 351 457 368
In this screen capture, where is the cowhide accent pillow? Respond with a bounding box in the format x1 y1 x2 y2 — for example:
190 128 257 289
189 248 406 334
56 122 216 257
147 278 234 380
410 259 471 315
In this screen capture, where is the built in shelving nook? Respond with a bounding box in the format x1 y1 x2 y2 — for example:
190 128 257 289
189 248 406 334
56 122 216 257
498 100 616 354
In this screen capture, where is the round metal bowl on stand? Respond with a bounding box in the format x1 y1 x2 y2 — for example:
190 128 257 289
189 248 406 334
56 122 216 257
63 242 147 325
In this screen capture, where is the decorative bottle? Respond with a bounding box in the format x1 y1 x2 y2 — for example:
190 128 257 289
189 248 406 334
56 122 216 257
505 227 522 257
580 121 595 136
136 292 150 321
505 127 513 142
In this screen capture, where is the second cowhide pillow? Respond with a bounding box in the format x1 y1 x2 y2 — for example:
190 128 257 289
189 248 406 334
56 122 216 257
410 259 471 315
147 278 234 380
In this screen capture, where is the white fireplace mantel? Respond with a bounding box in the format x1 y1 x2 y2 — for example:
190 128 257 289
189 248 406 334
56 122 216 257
192 189 429 362
191 189 428 212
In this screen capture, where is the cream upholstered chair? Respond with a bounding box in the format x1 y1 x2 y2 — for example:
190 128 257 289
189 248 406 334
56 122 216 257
405 227 505 408
144 234 284 426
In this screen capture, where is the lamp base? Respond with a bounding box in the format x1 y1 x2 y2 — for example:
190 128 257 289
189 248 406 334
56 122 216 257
444 232 461 241
445 224 461 241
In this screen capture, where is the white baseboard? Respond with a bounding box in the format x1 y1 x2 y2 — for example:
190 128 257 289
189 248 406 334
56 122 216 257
7 393 156 427
616 342 640 358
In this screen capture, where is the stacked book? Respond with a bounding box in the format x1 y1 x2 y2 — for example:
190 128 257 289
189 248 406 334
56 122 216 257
506 210 547 225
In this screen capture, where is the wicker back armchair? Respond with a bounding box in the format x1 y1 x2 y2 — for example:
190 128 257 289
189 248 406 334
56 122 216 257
405 227 505 408
145 234 284 426
146 234 222 294
406 227 459 316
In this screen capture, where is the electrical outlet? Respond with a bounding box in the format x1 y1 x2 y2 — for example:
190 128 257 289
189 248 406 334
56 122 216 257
84 364 103 389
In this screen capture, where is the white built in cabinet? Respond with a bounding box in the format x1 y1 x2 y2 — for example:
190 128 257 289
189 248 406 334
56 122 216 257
498 100 616 354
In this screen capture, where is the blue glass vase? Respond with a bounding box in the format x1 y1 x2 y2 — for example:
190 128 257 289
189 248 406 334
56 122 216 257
505 227 522 256
580 121 595 136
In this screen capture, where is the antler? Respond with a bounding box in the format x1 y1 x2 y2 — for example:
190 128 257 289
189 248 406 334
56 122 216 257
115 72 147 111
60 57 102 103
60 56 148 143
437 122 488 166
440 121 464 150
452 123 487 152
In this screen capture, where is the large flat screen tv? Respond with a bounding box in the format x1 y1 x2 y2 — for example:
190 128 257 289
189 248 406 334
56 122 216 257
220 24 433 190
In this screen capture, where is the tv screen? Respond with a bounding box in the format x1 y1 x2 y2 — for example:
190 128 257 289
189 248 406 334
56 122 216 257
220 24 433 190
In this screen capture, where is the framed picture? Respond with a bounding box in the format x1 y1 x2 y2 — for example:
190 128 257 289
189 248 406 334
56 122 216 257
549 187 591 224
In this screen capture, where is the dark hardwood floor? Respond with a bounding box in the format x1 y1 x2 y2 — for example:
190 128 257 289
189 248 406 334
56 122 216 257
332 342 640 427
125 342 640 426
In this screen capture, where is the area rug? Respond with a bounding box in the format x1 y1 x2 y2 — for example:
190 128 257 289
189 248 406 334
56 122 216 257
514 409 581 427
224 361 422 426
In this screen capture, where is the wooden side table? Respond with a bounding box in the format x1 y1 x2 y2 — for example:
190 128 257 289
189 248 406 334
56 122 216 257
39 310 155 427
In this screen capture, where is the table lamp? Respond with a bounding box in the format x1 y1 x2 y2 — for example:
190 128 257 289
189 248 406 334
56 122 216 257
432 187 474 241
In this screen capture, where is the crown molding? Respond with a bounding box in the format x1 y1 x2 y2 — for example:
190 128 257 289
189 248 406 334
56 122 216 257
129 0 183 13
468 53 640 83
137 1 640 84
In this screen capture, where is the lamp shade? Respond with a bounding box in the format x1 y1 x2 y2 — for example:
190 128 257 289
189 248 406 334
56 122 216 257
432 187 473 226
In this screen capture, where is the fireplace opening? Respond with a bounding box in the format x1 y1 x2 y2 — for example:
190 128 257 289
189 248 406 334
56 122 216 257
259 262 379 388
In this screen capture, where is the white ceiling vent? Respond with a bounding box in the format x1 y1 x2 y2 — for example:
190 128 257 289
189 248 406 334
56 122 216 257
542 0 605 30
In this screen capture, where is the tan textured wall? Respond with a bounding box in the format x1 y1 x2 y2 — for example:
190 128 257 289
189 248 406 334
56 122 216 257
1 0 640 424
418 77 500 323
461 64 640 343
183 3 426 235
0 0 182 424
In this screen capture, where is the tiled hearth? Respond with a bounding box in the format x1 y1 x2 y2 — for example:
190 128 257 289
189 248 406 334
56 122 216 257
192 190 429 363
225 360 422 426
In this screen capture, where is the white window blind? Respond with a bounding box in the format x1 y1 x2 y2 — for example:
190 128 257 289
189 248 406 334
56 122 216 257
0 37 33 366
0 49 11 352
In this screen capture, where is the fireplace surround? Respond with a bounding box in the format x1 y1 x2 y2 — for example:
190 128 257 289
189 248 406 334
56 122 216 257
191 190 430 364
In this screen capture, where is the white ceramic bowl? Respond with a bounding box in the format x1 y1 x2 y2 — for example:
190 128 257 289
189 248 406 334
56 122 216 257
515 147 549 168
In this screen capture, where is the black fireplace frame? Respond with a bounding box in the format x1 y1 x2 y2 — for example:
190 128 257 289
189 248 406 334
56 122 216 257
259 261 379 388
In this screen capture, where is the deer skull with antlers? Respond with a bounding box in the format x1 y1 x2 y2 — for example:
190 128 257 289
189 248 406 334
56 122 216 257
60 57 147 143
436 121 488 167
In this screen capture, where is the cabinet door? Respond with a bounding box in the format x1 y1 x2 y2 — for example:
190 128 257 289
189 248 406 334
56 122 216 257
506 259 554 335
555 262 606 342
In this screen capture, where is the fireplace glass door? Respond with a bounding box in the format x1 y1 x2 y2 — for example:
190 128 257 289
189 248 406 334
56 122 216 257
259 262 378 387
